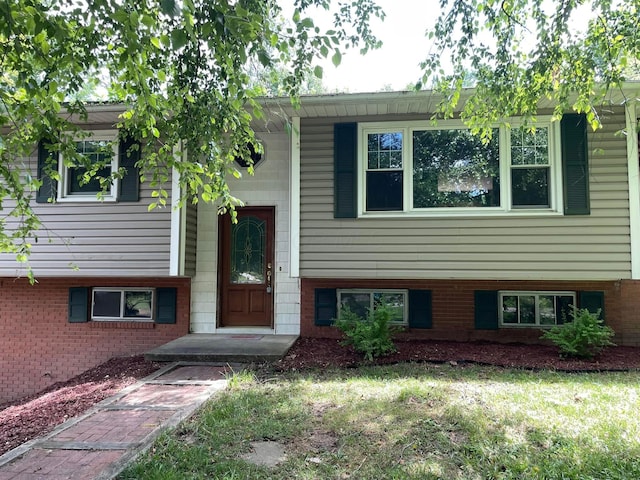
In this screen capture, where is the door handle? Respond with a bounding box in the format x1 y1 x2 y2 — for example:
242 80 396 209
266 263 272 293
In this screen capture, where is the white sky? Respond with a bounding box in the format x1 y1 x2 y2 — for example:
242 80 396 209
285 0 596 94
289 0 436 93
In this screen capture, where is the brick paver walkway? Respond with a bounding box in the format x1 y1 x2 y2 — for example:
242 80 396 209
0 363 235 480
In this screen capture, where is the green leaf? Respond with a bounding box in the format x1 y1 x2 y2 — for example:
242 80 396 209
313 65 323 79
150 37 161 49
332 50 342 67
160 0 178 16
171 29 187 50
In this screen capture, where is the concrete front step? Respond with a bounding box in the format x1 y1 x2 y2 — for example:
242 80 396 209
145 334 299 363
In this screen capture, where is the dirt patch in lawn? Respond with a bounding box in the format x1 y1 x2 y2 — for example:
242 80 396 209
0 356 161 457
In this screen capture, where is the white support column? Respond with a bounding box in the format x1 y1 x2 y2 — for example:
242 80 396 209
290 116 301 278
169 142 185 276
626 100 640 279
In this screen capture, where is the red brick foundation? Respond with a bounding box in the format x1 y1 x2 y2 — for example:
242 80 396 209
0 277 190 404
301 278 640 346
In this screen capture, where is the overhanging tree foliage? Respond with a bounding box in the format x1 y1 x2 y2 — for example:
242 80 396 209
420 0 640 136
0 0 382 274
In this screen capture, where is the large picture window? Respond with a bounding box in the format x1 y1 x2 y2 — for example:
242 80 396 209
413 129 500 208
358 120 561 216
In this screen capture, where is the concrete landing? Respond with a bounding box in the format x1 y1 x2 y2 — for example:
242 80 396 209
145 334 299 363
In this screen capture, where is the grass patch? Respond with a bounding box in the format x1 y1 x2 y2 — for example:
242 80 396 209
119 364 640 479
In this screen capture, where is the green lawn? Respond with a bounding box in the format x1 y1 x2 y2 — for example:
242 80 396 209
120 364 640 479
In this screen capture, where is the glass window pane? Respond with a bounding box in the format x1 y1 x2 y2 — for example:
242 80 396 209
124 291 153 318
340 292 371 319
539 295 556 325
413 129 500 208
556 296 575 324
379 151 391 169
68 140 112 195
519 296 536 324
367 132 402 170
511 127 549 166
374 292 405 323
368 151 379 169
366 171 403 211
502 295 518 324
93 291 121 317
511 168 550 207
68 166 111 194
230 216 265 284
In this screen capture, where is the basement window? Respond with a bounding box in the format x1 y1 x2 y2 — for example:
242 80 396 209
499 291 575 327
92 288 154 321
337 289 408 325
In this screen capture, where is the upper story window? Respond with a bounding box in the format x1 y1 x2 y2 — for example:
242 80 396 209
358 119 562 216
58 131 118 202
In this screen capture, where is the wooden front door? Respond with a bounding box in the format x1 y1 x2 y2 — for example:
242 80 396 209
219 207 274 327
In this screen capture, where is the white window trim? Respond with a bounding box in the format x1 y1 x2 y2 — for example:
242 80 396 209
57 130 119 203
357 119 563 218
337 288 408 326
91 287 155 322
498 290 576 328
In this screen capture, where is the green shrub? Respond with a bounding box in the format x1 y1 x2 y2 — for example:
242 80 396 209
541 307 615 359
334 306 398 361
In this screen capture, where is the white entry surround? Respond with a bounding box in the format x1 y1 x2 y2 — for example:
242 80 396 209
190 130 301 334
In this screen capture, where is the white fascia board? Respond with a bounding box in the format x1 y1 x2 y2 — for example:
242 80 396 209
626 100 640 279
290 116 301 278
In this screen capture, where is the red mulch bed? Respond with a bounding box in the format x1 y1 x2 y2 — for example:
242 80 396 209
0 356 161 457
275 337 640 372
2 339 640 459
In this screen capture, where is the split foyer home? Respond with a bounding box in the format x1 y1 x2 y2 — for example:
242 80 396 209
1 87 640 403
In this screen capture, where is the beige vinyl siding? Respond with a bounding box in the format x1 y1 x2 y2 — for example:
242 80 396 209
184 201 198 277
0 151 172 277
299 111 631 281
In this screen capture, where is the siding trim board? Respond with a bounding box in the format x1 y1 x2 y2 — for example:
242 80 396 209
625 100 640 279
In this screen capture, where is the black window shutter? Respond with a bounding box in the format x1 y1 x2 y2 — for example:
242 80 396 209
315 288 337 326
68 287 89 323
408 289 432 329
578 290 605 321
118 137 140 202
561 113 590 215
36 139 59 203
156 287 177 324
474 290 499 330
334 123 357 218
